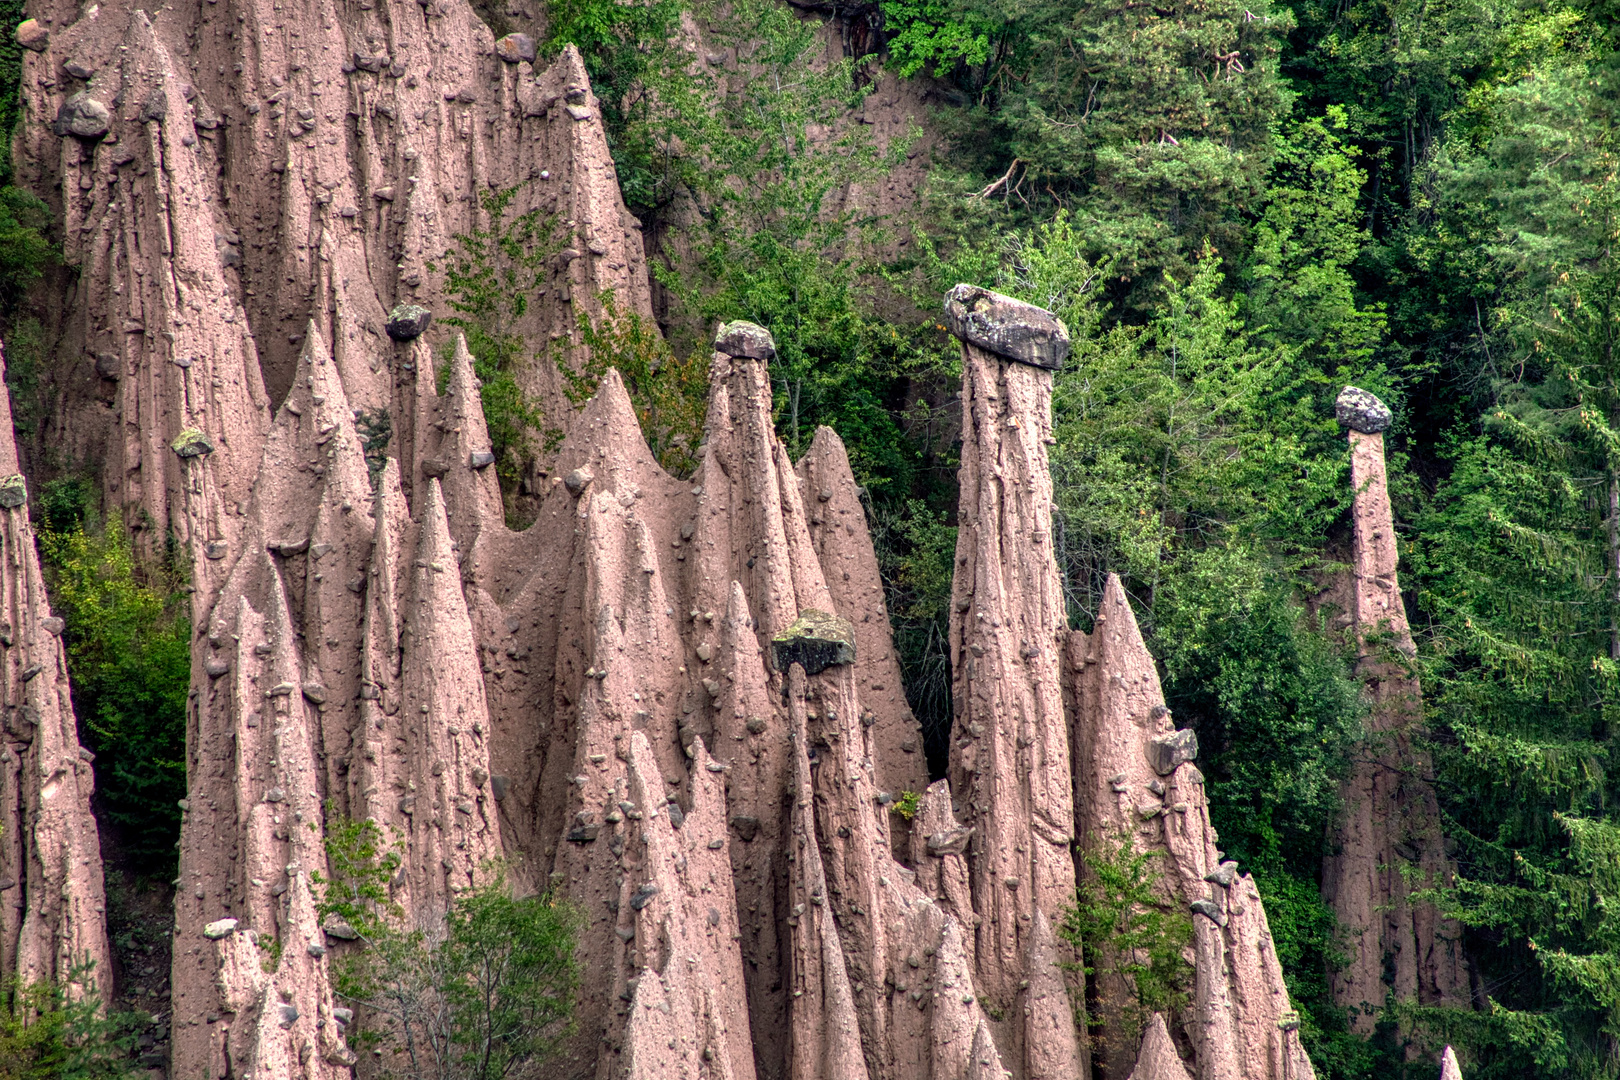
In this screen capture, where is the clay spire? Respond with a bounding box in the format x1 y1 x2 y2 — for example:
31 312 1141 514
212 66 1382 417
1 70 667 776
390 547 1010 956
1322 387 1466 1025
1065 575 1315 1080
796 426 928 797
943 284 1083 1076
1440 1045 1463 1080
1126 1014 1192 1080
690 321 835 647
410 334 504 545
77 12 271 563
393 477 504 911
617 730 757 1079
0 341 112 1001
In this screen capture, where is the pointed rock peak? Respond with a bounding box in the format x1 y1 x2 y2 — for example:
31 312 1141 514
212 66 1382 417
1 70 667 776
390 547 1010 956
443 335 484 420
801 424 850 469
1127 1013 1192 1080
556 368 659 482
1096 573 1154 666
548 42 591 93
969 1024 1004 1080
0 341 22 477
1440 1046 1463 1080
582 368 642 439
123 7 158 48
119 12 189 129
417 478 454 564
944 284 1070 370
277 322 335 423
1337 386 1392 434
715 320 776 361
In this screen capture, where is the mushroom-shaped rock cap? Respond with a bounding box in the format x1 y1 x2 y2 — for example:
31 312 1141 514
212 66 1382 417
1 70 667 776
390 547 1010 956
771 609 856 675
715 320 776 361
1336 386 1393 434
15 19 48 50
944 284 1071 370
171 429 215 458
386 304 433 342
0 475 25 509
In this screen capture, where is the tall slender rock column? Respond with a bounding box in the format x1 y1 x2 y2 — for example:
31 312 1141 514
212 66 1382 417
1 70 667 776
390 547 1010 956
944 285 1084 1078
1323 387 1467 1026
0 343 111 1001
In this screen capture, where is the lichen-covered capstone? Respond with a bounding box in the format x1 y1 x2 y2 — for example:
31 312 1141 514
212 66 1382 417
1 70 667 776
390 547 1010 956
715 319 776 360
770 609 856 674
385 304 433 341
0 475 25 509
944 283 1070 369
171 428 215 458
1335 385 1393 433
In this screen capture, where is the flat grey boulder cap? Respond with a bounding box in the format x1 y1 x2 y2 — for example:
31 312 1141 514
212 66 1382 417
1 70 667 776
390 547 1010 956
771 609 856 675
386 304 433 342
1336 386 1393 433
715 320 776 360
944 284 1070 370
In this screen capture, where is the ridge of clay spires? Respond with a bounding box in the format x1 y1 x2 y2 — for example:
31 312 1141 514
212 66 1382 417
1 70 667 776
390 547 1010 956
1066 574 1316 1080
95 12 273 562
21 0 652 546
943 285 1315 1080
1323 386 1466 1026
944 283 1085 1079
0 341 111 1003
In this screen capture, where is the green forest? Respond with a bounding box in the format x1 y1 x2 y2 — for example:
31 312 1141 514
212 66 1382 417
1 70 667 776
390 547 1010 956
1 0 1617 1072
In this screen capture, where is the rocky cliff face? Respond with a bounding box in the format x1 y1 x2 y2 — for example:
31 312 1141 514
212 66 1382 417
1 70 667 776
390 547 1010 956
1321 388 1468 1027
10 0 1323 1072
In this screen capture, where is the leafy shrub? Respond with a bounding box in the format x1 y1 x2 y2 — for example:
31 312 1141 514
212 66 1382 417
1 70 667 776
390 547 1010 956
879 0 997 78
561 291 708 476
1061 834 1193 1043
432 184 562 496
0 188 53 316
315 819 581 1080
0 961 142 1079
37 490 190 869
